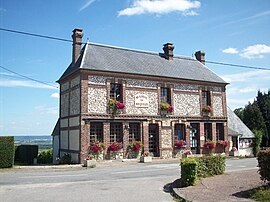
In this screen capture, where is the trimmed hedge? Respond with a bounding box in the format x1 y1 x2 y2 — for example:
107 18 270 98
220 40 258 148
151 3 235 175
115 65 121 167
180 158 197 187
0 136 14 168
257 149 270 183
15 145 38 164
37 149 53 164
180 155 226 187
195 155 226 178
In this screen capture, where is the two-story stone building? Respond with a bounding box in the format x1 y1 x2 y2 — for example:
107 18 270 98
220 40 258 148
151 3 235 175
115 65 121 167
52 28 228 164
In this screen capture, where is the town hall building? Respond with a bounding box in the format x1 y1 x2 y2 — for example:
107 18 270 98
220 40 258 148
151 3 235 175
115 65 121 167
52 28 228 164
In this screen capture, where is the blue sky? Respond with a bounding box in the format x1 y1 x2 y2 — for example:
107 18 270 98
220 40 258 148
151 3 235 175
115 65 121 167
0 0 270 136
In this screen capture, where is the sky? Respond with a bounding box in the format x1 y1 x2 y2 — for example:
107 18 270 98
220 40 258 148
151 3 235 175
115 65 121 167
0 0 270 136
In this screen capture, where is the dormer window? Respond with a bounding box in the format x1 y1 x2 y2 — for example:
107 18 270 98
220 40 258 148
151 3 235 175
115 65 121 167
110 83 122 102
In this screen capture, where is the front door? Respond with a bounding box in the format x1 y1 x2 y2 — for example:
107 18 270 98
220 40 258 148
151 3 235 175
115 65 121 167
149 124 159 157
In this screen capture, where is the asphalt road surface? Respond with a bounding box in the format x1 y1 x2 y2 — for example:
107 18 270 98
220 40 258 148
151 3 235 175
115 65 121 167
0 158 258 202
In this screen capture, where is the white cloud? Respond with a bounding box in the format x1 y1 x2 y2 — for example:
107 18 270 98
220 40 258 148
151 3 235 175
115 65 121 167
222 48 239 54
221 70 270 83
50 93 59 98
34 105 58 115
0 78 58 89
118 0 201 16
79 0 96 11
240 44 270 59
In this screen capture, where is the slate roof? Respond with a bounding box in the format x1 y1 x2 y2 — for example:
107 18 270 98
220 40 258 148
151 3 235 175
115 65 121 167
227 106 255 138
59 43 227 84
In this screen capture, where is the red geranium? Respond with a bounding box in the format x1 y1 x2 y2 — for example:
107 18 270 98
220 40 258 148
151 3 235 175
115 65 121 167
174 140 186 149
204 140 215 149
116 102 125 109
108 142 122 152
128 141 142 152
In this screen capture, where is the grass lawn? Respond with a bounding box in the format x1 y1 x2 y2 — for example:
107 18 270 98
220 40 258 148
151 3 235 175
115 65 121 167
250 186 270 202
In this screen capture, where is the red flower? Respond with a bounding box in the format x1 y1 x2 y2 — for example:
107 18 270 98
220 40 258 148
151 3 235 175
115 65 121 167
204 141 215 149
175 140 186 148
168 106 174 113
116 102 125 109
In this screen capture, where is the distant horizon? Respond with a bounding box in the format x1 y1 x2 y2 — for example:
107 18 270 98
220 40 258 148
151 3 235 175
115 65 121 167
1 134 51 136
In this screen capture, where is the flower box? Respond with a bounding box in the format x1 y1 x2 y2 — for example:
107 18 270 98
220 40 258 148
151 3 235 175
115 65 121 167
84 159 96 167
140 156 152 163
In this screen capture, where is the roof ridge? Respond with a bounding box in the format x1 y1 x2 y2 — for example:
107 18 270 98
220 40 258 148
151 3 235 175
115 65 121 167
86 42 196 60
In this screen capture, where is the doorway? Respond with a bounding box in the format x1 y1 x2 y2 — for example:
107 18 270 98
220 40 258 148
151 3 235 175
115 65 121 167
149 124 159 157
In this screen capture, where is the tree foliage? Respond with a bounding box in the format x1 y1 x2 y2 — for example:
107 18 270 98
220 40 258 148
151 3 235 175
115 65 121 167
234 90 270 147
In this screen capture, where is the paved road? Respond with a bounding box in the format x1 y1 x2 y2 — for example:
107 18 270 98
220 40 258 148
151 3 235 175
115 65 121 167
0 158 258 202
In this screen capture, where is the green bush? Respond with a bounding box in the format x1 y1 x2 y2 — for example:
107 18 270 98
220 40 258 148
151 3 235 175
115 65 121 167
180 155 226 187
195 155 226 178
257 149 270 183
59 153 71 164
0 136 14 168
15 145 38 165
253 129 263 156
180 158 197 187
37 149 53 164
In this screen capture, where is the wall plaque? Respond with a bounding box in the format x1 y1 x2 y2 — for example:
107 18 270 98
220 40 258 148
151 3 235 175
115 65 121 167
135 94 149 108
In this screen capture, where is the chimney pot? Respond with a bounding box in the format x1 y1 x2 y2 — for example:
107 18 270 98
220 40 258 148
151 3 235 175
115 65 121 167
72 28 83 64
195 50 205 65
163 43 174 60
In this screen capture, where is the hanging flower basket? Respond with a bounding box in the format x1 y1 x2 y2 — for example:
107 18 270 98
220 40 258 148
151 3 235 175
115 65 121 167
202 105 212 117
160 102 173 117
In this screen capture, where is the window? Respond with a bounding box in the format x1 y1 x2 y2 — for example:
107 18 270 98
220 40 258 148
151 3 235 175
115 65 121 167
90 123 103 143
204 123 212 140
202 90 211 106
129 123 140 142
174 124 185 141
216 123 224 141
110 123 123 143
160 87 171 103
110 83 122 102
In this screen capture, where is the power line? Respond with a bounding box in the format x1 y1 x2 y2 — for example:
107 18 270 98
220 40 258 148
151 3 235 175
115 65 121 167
1 27 270 71
205 60 270 71
0 65 58 89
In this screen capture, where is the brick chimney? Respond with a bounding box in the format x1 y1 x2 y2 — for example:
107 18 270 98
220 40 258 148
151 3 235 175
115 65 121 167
163 43 174 60
72 28 83 64
195 51 205 65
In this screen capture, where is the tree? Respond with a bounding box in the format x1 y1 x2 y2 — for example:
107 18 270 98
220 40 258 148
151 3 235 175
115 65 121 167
243 102 268 147
255 90 270 147
234 108 244 121
253 129 263 156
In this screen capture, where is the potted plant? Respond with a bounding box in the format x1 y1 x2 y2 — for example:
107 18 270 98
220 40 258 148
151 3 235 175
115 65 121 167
202 105 212 117
160 102 174 116
88 142 105 160
108 142 123 159
128 141 143 159
174 140 187 158
204 140 215 155
108 99 125 116
140 151 152 163
216 140 229 153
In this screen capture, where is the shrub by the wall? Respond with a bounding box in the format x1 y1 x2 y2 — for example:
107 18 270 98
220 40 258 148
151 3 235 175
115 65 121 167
15 145 38 164
37 149 53 164
195 155 226 178
0 136 14 168
59 153 71 164
180 158 197 187
257 149 270 183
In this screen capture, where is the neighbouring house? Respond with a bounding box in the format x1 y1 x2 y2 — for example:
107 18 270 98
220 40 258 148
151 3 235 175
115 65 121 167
227 106 255 157
52 28 229 164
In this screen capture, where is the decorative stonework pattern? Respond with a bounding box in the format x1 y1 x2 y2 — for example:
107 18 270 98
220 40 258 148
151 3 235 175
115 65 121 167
70 76 80 88
161 129 172 148
70 88 80 115
61 82 69 92
125 90 158 115
126 79 157 89
88 76 107 85
88 87 107 114
61 93 69 117
174 84 223 93
174 84 199 92
173 93 200 116
212 95 224 117
161 150 173 159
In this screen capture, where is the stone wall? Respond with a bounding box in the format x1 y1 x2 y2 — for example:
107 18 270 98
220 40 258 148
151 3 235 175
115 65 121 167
212 95 224 117
88 87 107 114
173 93 200 116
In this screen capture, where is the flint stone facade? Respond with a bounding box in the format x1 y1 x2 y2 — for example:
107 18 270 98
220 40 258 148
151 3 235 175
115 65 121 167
53 28 229 164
